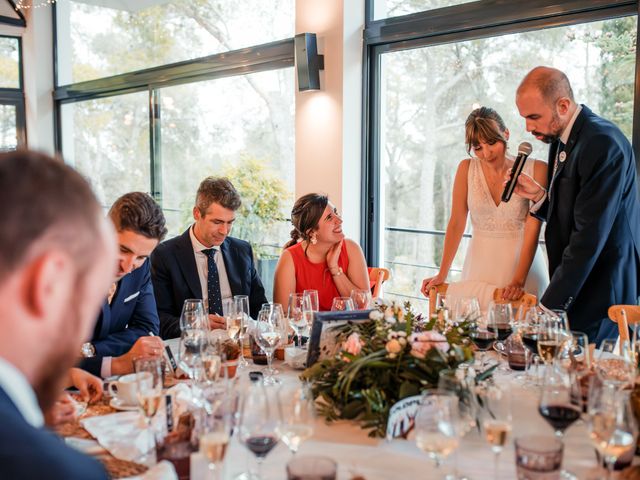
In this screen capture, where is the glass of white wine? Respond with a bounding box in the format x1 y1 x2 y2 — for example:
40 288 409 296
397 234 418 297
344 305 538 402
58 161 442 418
277 383 315 456
234 295 251 368
133 357 163 457
415 391 460 472
479 384 512 479
255 309 285 386
200 407 232 480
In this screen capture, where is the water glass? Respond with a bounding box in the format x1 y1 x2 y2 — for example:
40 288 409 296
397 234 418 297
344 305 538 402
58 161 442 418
350 289 372 309
277 383 316 455
180 299 207 332
302 290 319 313
415 391 460 468
331 297 355 311
288 293 308 347
515 435 563 480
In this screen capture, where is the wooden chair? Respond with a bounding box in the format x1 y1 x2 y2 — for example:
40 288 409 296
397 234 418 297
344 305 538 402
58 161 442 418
607 305 640 344
368 267 390 298
428 283 537 316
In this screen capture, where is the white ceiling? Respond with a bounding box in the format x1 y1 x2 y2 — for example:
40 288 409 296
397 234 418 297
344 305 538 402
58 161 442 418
71 0 173 13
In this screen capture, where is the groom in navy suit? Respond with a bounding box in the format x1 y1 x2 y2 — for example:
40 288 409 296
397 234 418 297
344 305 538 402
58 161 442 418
513 66 640 344
151 177 267 339
0 151 116 478
78 192 167 377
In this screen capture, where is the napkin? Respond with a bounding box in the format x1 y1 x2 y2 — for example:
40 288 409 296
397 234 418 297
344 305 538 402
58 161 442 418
81 411 150 462
121 460 177 480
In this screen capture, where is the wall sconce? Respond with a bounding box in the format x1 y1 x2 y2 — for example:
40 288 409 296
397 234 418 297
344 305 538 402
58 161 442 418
295 33 324 92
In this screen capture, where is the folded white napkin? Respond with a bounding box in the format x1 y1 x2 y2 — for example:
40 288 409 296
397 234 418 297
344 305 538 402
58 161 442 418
121 460 177 480
81 411 150 462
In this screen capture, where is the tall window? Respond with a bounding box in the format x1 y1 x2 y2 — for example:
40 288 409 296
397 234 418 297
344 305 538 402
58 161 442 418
365 2 639 309
0 35 25 151
55 1 295 297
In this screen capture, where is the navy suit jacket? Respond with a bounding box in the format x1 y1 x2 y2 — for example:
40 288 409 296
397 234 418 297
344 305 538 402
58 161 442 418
534 105 640 343
78 260 160 376
150 228 267 339
0 387 108 479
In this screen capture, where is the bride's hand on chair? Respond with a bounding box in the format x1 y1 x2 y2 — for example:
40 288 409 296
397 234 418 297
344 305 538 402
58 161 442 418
421 274 445 297
502 281 524 301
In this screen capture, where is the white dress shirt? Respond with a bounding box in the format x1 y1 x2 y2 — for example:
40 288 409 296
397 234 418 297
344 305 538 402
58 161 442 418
0 357 44 427
530 104 583 213
189 225 233 309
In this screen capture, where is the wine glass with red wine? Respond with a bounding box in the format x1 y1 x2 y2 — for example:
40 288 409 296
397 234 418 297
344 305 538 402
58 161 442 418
539 367 582 441
469 326 497 369
237 378 281 479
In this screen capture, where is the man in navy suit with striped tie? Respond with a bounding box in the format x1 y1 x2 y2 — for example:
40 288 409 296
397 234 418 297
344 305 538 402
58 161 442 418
151 177 267 339
512 66 640 344
0 151 115 478
78 192 168 377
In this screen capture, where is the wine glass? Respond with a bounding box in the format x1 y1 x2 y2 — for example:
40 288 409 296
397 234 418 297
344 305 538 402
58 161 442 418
255 309 285 386
201 339 222 385
415 391 460 471
538 367 582 439
350 289 372 309
331 296 355 311
180 299 207 332
537 314 570 374
234 295 251 368
469 320 497 369
178 329 206 381
133 357 163 458
237 378 281 479
587 383 638 479
596 340 637 389
302 290 319 313
288 293 307 347
453 296 480 323
479 384 512 479
276 383 315 456
200 406 232 480
487 301 513 345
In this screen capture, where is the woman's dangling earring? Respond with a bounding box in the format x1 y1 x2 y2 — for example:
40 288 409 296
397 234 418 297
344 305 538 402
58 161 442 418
310 233 318 245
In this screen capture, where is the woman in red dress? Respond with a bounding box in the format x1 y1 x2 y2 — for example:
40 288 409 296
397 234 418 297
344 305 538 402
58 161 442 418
273 193 369 311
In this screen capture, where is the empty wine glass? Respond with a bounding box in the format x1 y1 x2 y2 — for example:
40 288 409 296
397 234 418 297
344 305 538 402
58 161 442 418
234 295 251 368
178 329 206 381
255 309 285 386
180 299 207 332
350 289 372 309
277 383 315 456
331 296 354 311
288 293 307 347
587 383 638 479
453 296 480 323
302 290 319 313
415 391 460 472
237 377 281 479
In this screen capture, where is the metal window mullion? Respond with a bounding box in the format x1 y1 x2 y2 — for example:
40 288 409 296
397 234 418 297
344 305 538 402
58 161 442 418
149 88 162 206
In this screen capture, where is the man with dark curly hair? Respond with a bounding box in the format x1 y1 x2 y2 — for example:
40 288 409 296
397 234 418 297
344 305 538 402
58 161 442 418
78 192 168 377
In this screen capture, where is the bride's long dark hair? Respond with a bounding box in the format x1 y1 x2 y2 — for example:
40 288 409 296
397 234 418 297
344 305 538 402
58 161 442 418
284 193 329 250
465 107 508 155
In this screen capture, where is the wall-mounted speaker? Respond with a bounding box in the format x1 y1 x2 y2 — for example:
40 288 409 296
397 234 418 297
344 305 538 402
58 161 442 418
295 33 324 92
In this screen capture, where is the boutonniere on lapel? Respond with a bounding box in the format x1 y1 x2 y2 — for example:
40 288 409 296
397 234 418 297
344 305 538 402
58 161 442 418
559 151 567 163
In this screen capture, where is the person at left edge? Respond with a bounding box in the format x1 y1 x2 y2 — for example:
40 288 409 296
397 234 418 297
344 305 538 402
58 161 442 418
78 192 168 377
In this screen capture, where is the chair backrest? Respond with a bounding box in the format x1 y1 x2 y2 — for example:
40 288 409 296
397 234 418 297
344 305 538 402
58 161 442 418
607 305 640 343
428 283 449 316
368 267 390 298
492 289 537 311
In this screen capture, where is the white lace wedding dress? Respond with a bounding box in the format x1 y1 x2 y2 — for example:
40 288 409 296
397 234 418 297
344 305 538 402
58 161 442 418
450 157 549 307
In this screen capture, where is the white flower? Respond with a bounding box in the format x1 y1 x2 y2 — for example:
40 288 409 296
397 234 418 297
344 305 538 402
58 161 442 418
369 310 384 321
398 337 407 347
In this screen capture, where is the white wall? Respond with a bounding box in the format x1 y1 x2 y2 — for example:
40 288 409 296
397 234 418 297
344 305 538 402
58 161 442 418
295 0 364 241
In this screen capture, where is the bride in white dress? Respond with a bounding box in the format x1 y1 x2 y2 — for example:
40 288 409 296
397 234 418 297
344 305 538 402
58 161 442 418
421 107 549 307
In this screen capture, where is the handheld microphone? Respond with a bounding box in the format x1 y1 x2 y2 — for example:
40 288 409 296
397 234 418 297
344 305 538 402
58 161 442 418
501 141 532 203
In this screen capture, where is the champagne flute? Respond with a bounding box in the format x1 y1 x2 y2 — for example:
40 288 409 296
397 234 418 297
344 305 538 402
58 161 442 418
331 296 355 311
415 391 460 470
288 293 307 347
350 289 372 309
276 383 315 456
234 295 251 368
237 378 281 479
180 299 207 332
301 292 317 346
133 357 163 458
479 384 512 479
200 407 232 480
201 339 222 384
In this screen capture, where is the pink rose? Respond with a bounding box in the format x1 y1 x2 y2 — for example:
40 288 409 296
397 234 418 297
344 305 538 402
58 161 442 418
410 331 449 359
343 332 363 356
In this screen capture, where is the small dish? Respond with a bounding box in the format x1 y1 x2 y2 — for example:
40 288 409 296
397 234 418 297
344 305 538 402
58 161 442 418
109 398 139 411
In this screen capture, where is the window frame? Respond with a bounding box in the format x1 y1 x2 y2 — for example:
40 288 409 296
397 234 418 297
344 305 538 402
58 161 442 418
0 34 26 149
361 0 640 266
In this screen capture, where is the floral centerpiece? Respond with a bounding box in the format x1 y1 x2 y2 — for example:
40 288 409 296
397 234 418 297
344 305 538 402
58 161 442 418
301 300 477 437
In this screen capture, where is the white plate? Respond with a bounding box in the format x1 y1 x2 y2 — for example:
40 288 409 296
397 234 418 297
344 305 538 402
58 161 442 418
109 398 139 411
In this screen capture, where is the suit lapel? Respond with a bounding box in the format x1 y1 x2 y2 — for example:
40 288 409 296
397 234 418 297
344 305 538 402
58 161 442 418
220 239 241 296
96 301 111 339
175 228 203 299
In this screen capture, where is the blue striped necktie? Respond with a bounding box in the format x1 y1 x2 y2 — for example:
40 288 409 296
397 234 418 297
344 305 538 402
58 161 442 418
203 248 223 315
